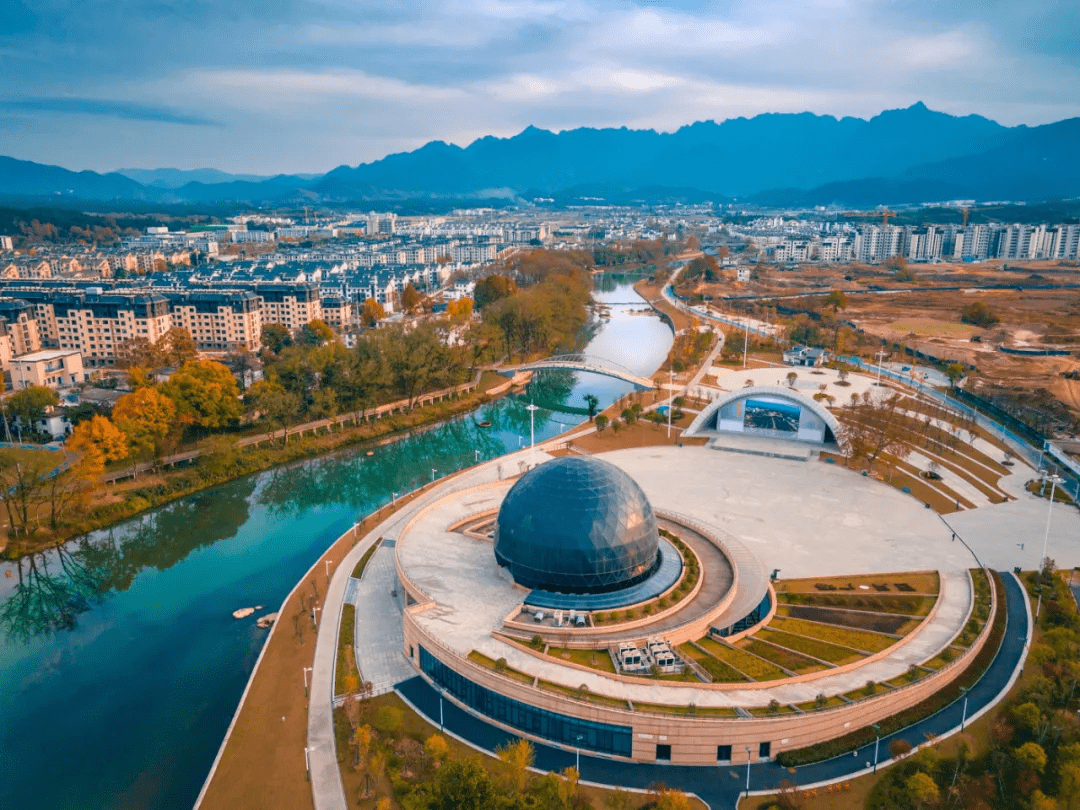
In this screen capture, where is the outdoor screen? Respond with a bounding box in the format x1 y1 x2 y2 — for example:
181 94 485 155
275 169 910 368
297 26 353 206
743 399 801 433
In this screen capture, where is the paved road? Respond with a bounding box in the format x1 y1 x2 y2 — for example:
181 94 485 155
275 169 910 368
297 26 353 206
396 572 1029 809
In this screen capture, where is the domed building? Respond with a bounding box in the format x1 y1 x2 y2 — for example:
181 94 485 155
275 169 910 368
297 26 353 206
494 456 660 594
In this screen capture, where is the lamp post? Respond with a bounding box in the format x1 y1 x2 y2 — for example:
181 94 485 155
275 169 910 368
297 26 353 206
431 468 437 483
667 368 674 440
302 666 313 693
872 724 881 773
743 315 749 369
475 449 480 463
325 559 332 578
960 686 969 731
1039 471 1062 584
439 691 444 732
745 747 752 798
874 349 888 388
312 606 320 627
575 733 584 773
526 402 539 464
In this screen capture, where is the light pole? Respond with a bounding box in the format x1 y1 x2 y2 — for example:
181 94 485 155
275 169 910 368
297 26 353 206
392 491 398 505
875 349 888 388
439 691 444 732
743 316 749 369
526 402 539 464
1039 471 1062 583
576 733 584 773
745 747 752 798
872 724 881 773
475 449 480 463
960 686 969 731
325 559 332 578
302 666 313 692
667 368 674 440
304 745 311 778
312 606 321 627
431 467 437 483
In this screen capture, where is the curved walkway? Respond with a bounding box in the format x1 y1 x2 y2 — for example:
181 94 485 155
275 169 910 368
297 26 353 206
395 571 1028 809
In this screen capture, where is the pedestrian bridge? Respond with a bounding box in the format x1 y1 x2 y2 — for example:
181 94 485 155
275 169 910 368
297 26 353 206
503 353 656 388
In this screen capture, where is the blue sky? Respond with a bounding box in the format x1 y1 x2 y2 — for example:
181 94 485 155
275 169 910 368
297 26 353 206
2 0 1078 174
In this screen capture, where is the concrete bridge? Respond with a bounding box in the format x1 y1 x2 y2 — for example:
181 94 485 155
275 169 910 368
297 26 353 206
503 353 656 388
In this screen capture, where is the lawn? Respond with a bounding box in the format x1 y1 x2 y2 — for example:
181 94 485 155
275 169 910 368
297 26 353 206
678 643 749 683
778 604 921 635
794 695 849 712
770 616 899 652
536 679 629 710
756 628 861 666
697 637 789 682
737 637 828 675
777 591 938 617
547 646 616 673
468 650 536 685
633 701 739 718
774 571 939 595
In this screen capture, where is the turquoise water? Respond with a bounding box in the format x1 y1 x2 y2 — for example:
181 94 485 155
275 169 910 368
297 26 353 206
0 278 671 810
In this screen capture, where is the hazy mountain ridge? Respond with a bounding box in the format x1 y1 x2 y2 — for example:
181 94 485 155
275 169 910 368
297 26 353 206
1 104 1077 207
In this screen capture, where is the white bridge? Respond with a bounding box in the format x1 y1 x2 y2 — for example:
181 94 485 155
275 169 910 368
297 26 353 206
503 353 656 388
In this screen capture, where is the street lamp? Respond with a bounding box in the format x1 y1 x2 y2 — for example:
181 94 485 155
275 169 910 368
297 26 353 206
439 690 445 732
960 686 969 731
667 368 674 440
874 349 888 388
575 733 584 773
325 559 332 578
431 468 437 482
872 724 881 773
475 449 481 463
526 402 539 463
745 747 752 798
312 606 321 627
1039 471 1062 586
303 666 313 692
743 315 749 369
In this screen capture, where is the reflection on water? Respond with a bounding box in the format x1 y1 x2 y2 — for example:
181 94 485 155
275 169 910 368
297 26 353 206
0 276 672 810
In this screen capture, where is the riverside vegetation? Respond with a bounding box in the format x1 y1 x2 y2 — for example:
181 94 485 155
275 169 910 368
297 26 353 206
0 249 598 559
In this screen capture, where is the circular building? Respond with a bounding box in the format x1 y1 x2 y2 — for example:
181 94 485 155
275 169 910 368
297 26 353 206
494 456 660 594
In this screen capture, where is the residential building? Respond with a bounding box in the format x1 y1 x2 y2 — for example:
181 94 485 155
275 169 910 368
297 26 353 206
167 290 262 352
10 349 86 390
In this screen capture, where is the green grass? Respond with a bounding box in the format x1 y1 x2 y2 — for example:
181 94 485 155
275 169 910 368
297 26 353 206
467 650 535 685
698 637 789 682
633 701 738 718
770 616 899 652
737 637 828 675
677 643 749 683
777 592 937 616
352 538 382 579
756 628 861 666
334 603 356 696
886 667 928 688
922 648 961 670
748 704 798 717
794 695 848 712
547 646 616 673
537 679 629 710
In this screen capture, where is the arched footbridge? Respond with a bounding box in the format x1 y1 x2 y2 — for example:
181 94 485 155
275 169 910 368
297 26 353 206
502 353 656 388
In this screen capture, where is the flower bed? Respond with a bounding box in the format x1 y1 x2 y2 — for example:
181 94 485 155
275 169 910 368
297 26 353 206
737 637 828 675
778 592 937 617
698 636 789 682
678 643 748 683
756 628 861 666
778 604 921 635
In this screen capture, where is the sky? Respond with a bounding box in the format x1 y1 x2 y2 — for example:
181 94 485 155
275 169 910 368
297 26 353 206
2 0 1079 175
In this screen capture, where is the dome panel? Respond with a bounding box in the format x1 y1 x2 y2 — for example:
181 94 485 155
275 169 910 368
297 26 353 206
493 456 660 594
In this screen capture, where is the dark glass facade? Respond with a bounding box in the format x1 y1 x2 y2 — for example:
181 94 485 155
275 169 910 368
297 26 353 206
419 646 633 757
494 456 659 594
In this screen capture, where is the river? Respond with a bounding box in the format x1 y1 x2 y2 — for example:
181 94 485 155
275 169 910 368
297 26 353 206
0 276 671 810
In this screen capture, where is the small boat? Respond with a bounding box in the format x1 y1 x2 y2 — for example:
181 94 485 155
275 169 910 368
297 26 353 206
476 420 492 428
366 450 374 456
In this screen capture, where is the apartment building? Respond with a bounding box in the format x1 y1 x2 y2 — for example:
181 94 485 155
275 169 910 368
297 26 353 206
52 291 172 368
250 283 322 332
0 299 42 356
319 296 353 331
167 290 262 352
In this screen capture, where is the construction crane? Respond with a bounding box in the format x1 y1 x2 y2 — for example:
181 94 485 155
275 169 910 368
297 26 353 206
881 208 894 226
961 207 970 226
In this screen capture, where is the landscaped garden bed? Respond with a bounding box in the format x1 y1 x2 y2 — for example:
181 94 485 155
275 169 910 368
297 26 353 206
736 637 828 675
778 591 937 617
468 650 535 685
755 628 861 666
777 604 922 635
770 616 899 653
698 636 789 681
677 643 749 683
774 571 939 595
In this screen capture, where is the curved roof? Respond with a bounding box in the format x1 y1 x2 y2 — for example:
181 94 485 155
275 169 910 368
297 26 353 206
684 385 847 449
494 456 660 594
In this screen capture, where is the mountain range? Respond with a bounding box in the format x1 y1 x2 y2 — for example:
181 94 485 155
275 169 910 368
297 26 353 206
2 103 1078 208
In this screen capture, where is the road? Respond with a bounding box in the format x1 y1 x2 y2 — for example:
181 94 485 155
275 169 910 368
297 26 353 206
395 572 1029 809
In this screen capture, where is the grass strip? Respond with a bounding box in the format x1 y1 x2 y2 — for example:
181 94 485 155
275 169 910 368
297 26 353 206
334 603 356 697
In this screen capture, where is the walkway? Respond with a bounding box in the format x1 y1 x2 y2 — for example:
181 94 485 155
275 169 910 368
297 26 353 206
396 571 1028 809
349 545 413 698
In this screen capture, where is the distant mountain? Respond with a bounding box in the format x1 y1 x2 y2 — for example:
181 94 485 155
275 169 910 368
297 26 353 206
0 156 149 201
2 104 1079 207
115 167 284 188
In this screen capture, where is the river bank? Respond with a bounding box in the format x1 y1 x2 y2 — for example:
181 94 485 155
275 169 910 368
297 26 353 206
2 371 515 560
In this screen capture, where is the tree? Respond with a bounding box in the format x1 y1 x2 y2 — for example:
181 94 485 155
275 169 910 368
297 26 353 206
961 301 999 328
360 298 385 327
67 415 128 467
112 387 177 458
8 386 59 433
424 734 449 767
825 290 848 313
1015 741 1048 774
400 283 422 313
594 414 609 432
446 297 474 323
842 392 911 468
246 380 300 443
584 394 599 420
1030 790 1059 810
154 326 198 367
651 785 694 810
161 359 241 430
473 274 517 309
496 738 534 798
905 772 939 807
431 756 495 810
786 371 798 388
946 363 965 386
260 323 292 354
298 319 334 346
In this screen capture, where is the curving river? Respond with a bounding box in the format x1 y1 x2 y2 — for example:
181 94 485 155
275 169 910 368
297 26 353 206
0 276 671 810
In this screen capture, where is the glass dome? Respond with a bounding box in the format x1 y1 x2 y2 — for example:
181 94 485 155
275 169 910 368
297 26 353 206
494 456 660 594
